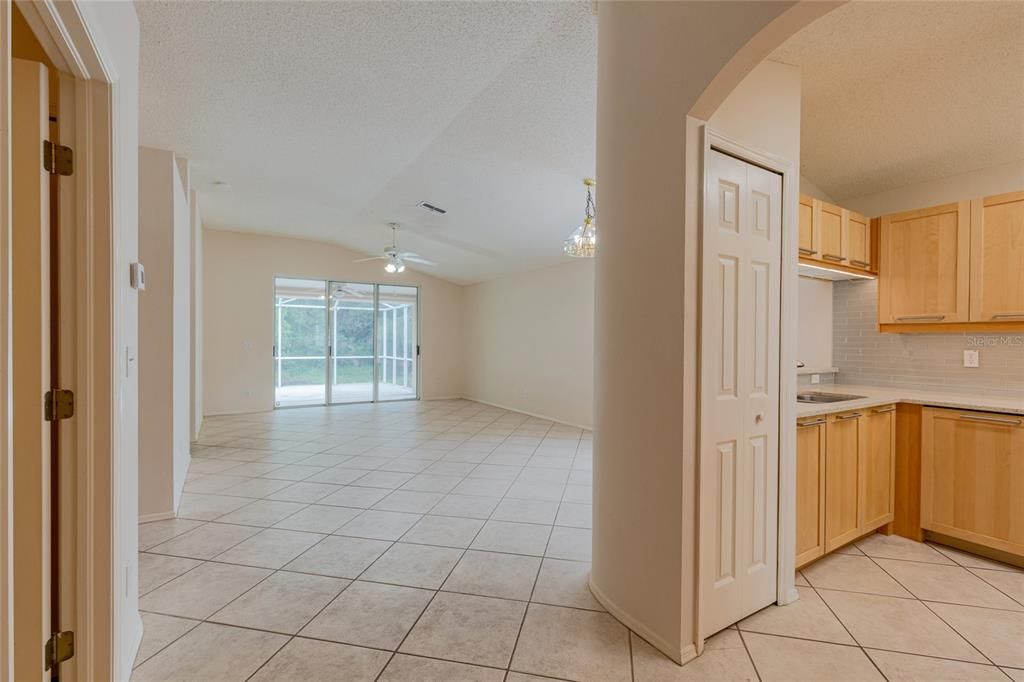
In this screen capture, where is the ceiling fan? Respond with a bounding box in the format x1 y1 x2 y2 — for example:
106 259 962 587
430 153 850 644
354 223 436 273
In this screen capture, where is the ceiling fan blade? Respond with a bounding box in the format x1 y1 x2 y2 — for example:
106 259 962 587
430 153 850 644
353 256 387 262
403 256 437 266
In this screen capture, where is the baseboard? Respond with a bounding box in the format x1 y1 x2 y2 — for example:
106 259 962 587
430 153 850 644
422 395 463 401
139 510 176 524
588 575 696 665
462 395 592 431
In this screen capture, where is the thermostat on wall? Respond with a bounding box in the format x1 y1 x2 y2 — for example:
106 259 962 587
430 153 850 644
130 262 146 290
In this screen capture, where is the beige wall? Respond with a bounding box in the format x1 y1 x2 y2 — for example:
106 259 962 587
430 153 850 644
462 260 594 428
138 146 191 519
203 229 464 415
190 190 204 439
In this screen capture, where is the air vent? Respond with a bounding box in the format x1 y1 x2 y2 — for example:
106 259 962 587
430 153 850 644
417 201 447 215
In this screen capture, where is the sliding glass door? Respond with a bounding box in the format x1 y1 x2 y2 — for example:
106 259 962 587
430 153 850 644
274 277 419 407
274 278 328 407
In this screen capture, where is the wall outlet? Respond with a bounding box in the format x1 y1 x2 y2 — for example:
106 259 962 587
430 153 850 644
810 374 820 384
963 349 980 368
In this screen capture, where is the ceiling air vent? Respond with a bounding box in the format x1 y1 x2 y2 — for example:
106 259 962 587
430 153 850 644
417 201 447 215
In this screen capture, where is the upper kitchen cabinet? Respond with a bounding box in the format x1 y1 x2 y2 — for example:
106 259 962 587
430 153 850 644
878 201 971 327
798 194 877 275
969 191 1024 323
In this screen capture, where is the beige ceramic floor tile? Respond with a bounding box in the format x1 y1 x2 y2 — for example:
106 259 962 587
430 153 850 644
249 637 390 682
184 474 252 495
1002 667 1024 681
856 533 956 564
531 558 603 611
210 570 348 633
866 649 1008 681
147 522 260 560
319 485 391 508
802 553 912 597
377 654 505 682
131 622 287 682
931 545 1024 573
400 592 526 667
875 559 1023 610
134 613 200 668
743 632 883 681
216 499 309 527
818 589 987 662
373 490 445 513
266 481 342 503
971 568 1024 607
506 673 571 682
492 498 560 525
219 477 293 498
400 514 484 548
545 526 592 561
360 542 463 589
429 494 500 519
138 553 202 595
336 509 422 541
301 581 433 650
271 504 361 533
442 550 541 600
139 561 271 619
632 629 757 682
794 571 809 586
928 602 1024 668
555 502 592 529
283 535 391 578
214 528 324 569
511 603 631 681
739 586 854 644
139 518 205 549
176 493 251 522
471 520 552 556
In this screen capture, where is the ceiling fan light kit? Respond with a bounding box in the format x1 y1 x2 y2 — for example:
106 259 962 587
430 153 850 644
564 177 597 258
355 223 435 274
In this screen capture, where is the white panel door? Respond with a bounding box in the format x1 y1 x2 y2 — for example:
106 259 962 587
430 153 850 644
699 149 781 636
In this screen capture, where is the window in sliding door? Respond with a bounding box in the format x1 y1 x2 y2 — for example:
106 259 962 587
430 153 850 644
377 285 418 401
329 282 376 404
274 278 327 407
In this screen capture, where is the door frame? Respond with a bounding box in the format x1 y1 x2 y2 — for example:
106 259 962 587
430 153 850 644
3 2 123 679
693 126 798 648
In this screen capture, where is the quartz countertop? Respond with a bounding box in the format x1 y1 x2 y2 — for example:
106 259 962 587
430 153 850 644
796 383 1024 418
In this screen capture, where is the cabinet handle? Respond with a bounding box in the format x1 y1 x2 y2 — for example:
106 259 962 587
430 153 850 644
821 254 844 261
798 247 817 256
991 312 1024 320
798 419 826 427
959 414 1022 426
850 259 871 267
836 413 863 420
895 314 945 322
872 407 895 414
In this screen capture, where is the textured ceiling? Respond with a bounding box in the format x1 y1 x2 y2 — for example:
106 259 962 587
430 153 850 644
771 1 1024 203
138 1 596 284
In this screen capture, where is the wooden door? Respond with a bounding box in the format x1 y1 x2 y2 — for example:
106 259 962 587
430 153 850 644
825 411 862 551
878 201 970 324
699 149 781 634
846 211 872 271
969 191 1024 322
796 417 826 567
818 201 845 265
798 194 817 258
921 408 1024 556
12 57 52 682
860 405 895 531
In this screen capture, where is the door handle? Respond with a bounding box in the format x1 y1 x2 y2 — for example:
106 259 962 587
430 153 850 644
755 412 765 423
836 413 862 420
895 314 945 322
872 407 895 414
991 313 1024 320
821 254 844 261
959 414 1022 426
798 248 816 256
850 259 871 267
798 419 826 427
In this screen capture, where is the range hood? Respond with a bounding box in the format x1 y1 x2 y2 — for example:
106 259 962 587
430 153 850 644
798 262 876 281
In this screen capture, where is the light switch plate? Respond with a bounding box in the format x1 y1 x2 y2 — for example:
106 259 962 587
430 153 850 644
963 349 979 368
810 374 820 384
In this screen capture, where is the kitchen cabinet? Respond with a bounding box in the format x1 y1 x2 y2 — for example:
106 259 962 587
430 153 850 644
921 407 1024 557
797 194 877 275
796 416 827 566
861 405 896 530
799 195 817 258
969 191 1024 323
846 211 872 271
825 410 864 551
819 201 845 266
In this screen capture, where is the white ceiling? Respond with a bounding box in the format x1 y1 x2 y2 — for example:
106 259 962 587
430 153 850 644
771 1 1024 203
137 1 596 284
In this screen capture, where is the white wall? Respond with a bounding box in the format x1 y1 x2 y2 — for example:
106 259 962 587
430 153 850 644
799 175 835 202
203 229 464 415
797 276 833 370
190 190 203 440
842 159 1024 217
462 260 594 429
138 146 191 519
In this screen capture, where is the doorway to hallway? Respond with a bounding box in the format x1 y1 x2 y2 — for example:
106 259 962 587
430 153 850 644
273 278 419 407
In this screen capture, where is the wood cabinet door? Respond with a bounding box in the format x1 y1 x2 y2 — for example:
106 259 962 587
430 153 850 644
847 211 872 271
969 191 1024 322
799 195 818 257
921 408 1024 556
796 418 827 567
825 411 863 551
860 405 895 531
818 201 845 265
878 201 970 324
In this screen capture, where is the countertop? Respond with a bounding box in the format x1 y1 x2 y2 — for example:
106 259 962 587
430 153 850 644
795 383 1024 418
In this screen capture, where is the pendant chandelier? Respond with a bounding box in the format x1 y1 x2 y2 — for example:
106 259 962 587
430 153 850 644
563 178 596 258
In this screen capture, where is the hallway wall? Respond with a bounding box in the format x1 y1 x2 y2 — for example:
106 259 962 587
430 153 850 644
202 229 464 415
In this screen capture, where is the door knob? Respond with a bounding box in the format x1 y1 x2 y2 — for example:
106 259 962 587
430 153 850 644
755 412 764 423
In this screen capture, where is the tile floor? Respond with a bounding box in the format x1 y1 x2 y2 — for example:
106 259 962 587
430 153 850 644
134 399 1024 681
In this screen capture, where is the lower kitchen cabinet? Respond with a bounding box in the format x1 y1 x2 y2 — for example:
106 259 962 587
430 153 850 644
921 407 1024 557
796 416 826 566
861 405 896 530
825 410 863 551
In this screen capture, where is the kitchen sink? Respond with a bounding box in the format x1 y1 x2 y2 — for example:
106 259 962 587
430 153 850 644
797 391 867 404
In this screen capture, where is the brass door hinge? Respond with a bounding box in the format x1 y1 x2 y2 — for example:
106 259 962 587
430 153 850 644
43 140 74 176
44 389 75 421
45 630 74 670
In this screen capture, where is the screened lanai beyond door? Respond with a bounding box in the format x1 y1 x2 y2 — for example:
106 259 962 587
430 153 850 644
274 277 418 407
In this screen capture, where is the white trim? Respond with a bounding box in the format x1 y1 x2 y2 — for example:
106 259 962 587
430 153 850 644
694 126 799 647
459 396 592 431
589 576 697 666
139 511 176 524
